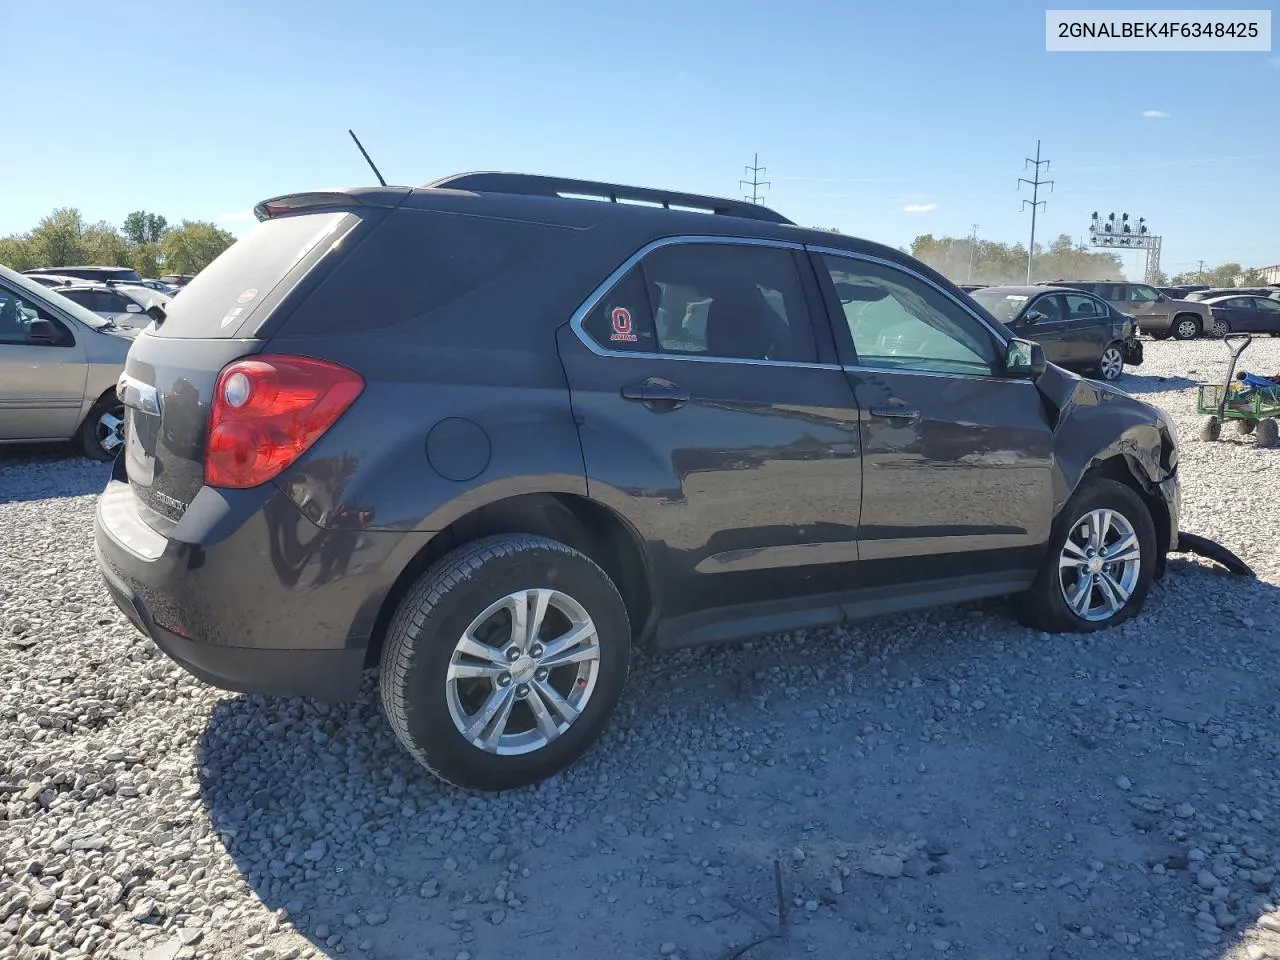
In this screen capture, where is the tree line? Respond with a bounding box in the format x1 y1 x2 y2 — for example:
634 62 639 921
0 208 238 278
910 233 1125 286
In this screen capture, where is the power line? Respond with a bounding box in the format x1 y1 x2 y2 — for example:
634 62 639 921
1017 140 1054 283
740 153 770 204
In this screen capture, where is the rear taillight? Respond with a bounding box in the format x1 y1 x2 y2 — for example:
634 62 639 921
205 355 364 489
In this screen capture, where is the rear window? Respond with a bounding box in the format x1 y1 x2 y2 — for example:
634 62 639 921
148 211 352 338
275 208 577 337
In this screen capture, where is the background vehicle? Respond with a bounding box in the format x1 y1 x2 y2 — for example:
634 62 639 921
26 273 81 289
0 264 140 460
132 278 180 295
25 265 143 284
969 285 1141 380
55 282 171 332
159 273 195 287
95 173 1182 791
1184 286 1278 302
1203 295 1280 337
1048 280 1210 340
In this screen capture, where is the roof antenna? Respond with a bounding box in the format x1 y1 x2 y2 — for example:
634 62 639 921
348 129 387 187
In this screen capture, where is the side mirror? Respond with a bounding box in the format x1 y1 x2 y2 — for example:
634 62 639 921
126 303 143 314
145 304 166 324
1023 310 1048 325
1004 337 1046 378
27 319 59 345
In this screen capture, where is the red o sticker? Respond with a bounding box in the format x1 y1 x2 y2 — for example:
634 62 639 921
609 306 638 343
236 288 259 304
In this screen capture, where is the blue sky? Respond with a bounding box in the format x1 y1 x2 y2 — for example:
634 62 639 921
2 0 1277 278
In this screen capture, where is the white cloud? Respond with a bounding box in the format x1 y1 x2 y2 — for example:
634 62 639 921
902 202 938 213
215 210 255 223
1141 109 1171 118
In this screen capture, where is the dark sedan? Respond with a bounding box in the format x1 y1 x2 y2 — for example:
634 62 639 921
970 285 1142 381
1203 295 1280 337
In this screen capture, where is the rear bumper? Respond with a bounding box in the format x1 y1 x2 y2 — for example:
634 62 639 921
97 555 364 700
94 467 425 701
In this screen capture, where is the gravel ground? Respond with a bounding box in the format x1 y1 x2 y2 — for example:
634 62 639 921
3 338 1280 960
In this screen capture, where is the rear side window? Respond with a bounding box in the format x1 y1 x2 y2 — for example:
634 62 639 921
277 209 577 337
581 242 818 363
149 211 352 338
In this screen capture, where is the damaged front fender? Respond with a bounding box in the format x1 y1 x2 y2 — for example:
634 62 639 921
1035 364 1181 558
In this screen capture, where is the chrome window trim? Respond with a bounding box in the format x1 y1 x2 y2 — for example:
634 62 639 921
567 235 841 371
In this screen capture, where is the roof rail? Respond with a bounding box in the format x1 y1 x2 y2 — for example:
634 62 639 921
423 172 794 225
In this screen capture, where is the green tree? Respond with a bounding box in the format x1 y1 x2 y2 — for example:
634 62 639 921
127 242 162 278
0 234 37 270
1170 262 1245 287
122 211 169 246
160 221 236 274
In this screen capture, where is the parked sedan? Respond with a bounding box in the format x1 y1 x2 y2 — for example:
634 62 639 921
0 264 146 459
969 285 1142 381
1203 295 1280 337
54 282 171 332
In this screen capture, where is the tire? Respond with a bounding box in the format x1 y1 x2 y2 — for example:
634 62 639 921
1150 330 1171 341
77 395 125 462
1200 417 1221 442
1172 316 1201 341
1236 419 1256 436
1014 477 1156 634
379 534 631 791
1212 318 1230 338
1257 418 1279 448
1096 343 1125 381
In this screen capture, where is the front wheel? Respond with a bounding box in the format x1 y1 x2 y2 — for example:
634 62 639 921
1172 316 1202 341
1096 344 1125 381
1200 416 1221 442
379 534 631 791
1015 478 1156 633
1236 419 1256 436
77 395 126 461
1150 330 1171 341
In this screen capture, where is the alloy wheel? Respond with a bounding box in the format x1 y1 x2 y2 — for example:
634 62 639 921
1213 319 1229 338
1175 319 1199 340
1058 508 1142 623
446 588 601 756
96 405 126 457
1099 347 1124 381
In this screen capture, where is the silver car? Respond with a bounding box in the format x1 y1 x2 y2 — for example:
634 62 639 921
53 282 172 334
1052 281 1212 340
0 264 140 460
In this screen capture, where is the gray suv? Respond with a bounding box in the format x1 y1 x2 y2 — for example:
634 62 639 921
1051 281 1211 340
95 173 1186 790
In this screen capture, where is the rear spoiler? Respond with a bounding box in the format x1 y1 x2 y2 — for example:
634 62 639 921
253 187 411 222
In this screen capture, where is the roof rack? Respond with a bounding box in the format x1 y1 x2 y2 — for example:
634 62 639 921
423 172 794 225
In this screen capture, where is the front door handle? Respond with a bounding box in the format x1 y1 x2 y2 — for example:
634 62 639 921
868 404 920 422
621 379 690 412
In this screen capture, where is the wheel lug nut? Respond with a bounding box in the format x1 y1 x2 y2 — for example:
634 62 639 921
506 647 521 661
497 673 512 687
535 668 549 682
530 643 544 658
516 684 531 699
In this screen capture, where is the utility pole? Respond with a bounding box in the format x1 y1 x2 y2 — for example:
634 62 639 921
1197 260 1206 282
966 224 979 283
740 153 770 204
1018 140 1054 283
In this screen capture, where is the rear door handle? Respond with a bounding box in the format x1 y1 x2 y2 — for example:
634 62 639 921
868 404 920 422
621 379 690 411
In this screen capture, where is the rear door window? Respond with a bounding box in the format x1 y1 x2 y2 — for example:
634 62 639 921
148 211 354 338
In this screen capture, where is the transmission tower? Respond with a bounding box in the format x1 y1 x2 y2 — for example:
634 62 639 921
740 153 770 204
1087 212 1163 284
966 224 980 283
1017 140 1054 283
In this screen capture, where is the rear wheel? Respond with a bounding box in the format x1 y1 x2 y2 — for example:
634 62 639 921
1257 418 1279 448
1200 417 1221 442
77 395 125 461
1236 419 1256 436
379 534 631 791
1212 318 1230 338
1096 344 1125 381
1015 478 1156 633
1172 316 1201 340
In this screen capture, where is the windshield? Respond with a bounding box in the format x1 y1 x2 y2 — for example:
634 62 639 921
0 265 113 330
971 289 1030 324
